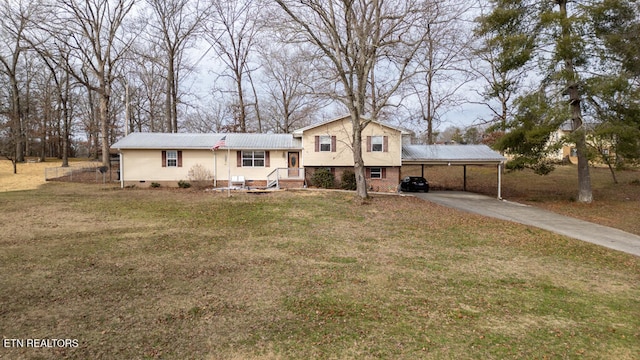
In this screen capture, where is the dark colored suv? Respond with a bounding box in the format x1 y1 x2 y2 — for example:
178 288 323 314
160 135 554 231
399 176 429 192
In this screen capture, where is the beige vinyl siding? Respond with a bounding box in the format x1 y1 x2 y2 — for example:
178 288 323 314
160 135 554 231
301 117 402 167
121 149 290 183
122 149 210 182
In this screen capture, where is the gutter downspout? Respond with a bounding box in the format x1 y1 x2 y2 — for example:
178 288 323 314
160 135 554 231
119 151 124 189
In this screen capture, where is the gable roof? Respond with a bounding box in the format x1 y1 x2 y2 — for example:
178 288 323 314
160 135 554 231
292 115 411 136
402 144 506 165
111 132 301 150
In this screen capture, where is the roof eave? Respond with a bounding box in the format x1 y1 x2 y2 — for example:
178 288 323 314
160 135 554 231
402 159 505 165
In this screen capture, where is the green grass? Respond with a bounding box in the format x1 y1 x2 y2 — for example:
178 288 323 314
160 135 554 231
0 183 639 359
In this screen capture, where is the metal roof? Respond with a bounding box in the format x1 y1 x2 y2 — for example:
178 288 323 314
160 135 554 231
402 144 506 164
111 132 302 150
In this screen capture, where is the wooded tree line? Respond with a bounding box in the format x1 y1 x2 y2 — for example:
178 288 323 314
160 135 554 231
1 0 638 200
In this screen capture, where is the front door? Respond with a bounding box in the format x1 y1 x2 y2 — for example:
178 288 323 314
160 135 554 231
288 152 299 177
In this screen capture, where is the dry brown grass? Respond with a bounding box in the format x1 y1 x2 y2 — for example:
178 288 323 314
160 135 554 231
408 164 640 236
0 159 102 192
0 184 638 359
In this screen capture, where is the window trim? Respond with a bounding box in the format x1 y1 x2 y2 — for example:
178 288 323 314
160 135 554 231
371 136 383 152
319 135 332 152
241 150 266 167
166 150 178 167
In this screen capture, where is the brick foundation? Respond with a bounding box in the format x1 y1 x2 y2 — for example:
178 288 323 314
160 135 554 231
305 166 400 193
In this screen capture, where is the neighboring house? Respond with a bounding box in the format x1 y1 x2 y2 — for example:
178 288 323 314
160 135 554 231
111 115 506 195
547 124 614 164
548 126 576 163
293 116 408 192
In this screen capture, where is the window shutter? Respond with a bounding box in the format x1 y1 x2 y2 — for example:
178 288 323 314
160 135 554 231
366 168 371 178
383 136 388 152
237 151 242 167
331 136 336 152
162 151 167 167
177 151 183 167
315 136 319 152
265 151 270 167
382 168 387 179
366 136 371 152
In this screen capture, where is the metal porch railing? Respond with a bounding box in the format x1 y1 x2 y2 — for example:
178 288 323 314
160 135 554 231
266 168 305 189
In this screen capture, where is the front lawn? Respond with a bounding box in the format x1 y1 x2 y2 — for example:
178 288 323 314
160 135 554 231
0 183 638 359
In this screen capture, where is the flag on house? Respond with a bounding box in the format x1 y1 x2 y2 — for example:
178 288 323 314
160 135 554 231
212 136 226 150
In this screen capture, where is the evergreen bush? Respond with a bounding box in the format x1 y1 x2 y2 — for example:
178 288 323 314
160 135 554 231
340 169 357 190
311 168 335 189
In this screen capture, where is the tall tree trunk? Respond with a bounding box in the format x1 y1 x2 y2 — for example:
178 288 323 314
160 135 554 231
171 71 178 133
353 127 368 198
559 0 592 203
99 82 111 168
236 74 247 132
86 87 99 160
166 61 174 133
247 68 262 133
10 75 24 164
61 73 70 167
40 104 47 162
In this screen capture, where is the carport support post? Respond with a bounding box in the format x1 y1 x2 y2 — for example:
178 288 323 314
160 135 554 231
497 163 502 200
463 165 467 191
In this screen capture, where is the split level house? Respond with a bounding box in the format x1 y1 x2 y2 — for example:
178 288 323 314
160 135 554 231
111 115 507 194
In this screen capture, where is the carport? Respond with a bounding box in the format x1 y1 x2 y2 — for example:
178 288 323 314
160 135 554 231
401 144 507 199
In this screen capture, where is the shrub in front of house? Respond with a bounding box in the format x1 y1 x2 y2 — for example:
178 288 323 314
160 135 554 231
150 182 160 188
188 164 213 189
340 169 357 190
178 180 191 189
311 168 335 189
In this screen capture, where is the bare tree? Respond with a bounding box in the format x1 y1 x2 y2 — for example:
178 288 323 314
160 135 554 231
205 0 262 133
0 0 38 171
472 0 536 133
274 0 429 198
259 44 325 133
145 0 209 133
127 42 167 132
29 41 77 166
49 0 135 167
405 1 475 144
182 100 232 133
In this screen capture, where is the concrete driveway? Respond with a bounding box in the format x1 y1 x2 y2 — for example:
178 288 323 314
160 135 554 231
410 191 640 257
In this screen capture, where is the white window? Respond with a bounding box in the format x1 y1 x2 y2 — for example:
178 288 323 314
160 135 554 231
320 135 332 152
370 167 382 179
371 136 383 152
166 150 178 167
242 151 265 167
